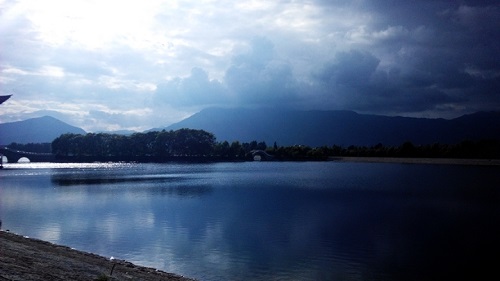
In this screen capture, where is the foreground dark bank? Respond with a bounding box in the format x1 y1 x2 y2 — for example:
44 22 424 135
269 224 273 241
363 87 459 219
0 230 195 281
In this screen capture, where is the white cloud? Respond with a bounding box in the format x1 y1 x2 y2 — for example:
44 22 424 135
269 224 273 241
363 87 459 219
1 65 65 78
372 26 409 41
39 65 65 78
2 66 30 76
17 0 166 50
98 76 156 92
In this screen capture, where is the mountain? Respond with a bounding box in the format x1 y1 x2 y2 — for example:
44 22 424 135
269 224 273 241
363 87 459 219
96 129 136 135
164 108 500 146
0 116 86 144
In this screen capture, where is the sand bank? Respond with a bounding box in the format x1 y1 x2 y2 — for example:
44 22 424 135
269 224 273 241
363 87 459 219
330 157 500 166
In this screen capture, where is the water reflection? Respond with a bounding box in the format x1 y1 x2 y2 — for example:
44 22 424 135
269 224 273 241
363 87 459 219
51 175 186 186
51 174 213 198
37 222 61 242
1 162 499 280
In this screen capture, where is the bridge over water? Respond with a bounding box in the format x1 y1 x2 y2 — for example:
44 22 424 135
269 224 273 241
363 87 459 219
250 150 274 161
0 147 274 163
0 147 55 163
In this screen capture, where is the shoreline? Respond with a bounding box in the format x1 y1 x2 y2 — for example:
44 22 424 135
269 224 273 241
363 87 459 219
330 157 500 166
0 230 195 281
2 157 500 167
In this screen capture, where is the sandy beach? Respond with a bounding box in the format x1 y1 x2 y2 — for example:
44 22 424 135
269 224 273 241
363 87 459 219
0 230 194 281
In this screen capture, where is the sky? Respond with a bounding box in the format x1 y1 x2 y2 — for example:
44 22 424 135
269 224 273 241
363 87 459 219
0 0 499 132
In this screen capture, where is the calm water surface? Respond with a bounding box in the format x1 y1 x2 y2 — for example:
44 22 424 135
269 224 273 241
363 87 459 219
1 162 499 280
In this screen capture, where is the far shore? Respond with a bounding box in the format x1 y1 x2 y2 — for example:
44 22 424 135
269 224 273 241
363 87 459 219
2 156 500 166
0 230 195 281
330 157 500 166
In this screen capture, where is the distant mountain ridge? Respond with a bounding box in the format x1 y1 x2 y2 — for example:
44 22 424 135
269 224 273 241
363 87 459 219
0 116 86 144
165 108 500 146
2 109 500 147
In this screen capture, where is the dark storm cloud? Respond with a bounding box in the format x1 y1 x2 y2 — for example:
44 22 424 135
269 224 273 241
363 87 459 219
152 0 499 117
154 38 299 107
314 50 379 88
155 67 227 106
224 37 299 106
305 0 500 115
310 48 467 114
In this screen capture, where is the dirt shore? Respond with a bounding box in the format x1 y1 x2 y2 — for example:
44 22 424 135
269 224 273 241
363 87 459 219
330 157 500 165
0 230 195 281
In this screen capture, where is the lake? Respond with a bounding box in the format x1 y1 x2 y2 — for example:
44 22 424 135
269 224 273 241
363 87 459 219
1 161 499 280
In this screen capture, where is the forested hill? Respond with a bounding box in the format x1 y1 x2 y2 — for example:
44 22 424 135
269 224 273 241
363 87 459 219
165 108 500 147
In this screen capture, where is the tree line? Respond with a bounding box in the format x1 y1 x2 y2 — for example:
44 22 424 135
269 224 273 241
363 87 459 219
50 129 268 161
5 129 500 161
4 142 52 153
281 139 500 160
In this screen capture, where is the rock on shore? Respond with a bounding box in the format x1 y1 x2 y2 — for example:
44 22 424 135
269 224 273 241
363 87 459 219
0 230 195 281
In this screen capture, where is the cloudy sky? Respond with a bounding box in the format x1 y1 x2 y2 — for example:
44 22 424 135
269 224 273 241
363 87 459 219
1 0 499 132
